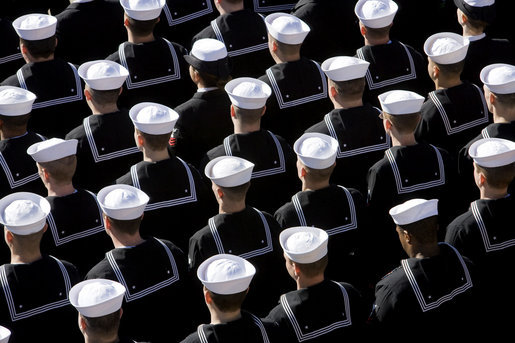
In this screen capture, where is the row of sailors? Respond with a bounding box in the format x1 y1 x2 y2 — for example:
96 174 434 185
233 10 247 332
0 130 513 342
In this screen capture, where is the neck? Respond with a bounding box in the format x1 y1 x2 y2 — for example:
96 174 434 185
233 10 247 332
219 201 246 214
297 274 324 289
111 233 145 249
128 31 155 44
480 186 508 200
0 128 27 140
88 102 119 115
302 179 330 192
271 50 301 64
216 2 244 15
462 26 483 38
233 121 260 134
143 148 169 162
492 108 515 123
210 308 242 325
24 54 54 64
332 97 363 110
409 243 441 259
390 132 417 147
10 248 42 264
84 334 119 343
434 77 462 90
46 182 75 197
364 35 389 46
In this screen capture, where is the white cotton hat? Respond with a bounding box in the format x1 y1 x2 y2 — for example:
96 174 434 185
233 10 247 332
424 32 470 65
265 13 310 45
378 90 425 115
389 198 439 225
204 156 254 187
280 226 328 264
197 254 256 295
97 184 149 220
321 56 370 82
184 38 231 78
0 326 10 343
355 0 398 29
294 133 339 169
78 60 129 91
225 77 271 110
480 63 515 94
27 138 78 163
0 86 36 116
0 192 50 235
120 0 165 20
69 279 126 318
129 102 179 135
454 0 496 23
12 13 57 40
468 137 515 168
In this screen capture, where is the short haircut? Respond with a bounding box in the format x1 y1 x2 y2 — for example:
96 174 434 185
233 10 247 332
20 36 56 59
218 181 250 202
137 129 171 151
492 92 515 107
233 106 263 125
383 112 421 135
271 36 302 55
127 17 159 36
295 254 328 278
465 16 488 31
10 226 45 249
208 289 247 312
301 162 335 183
194 67 231 89
397 215 439 245
331 78 365 98
82 310 121 337
87 87 121 105
475 162 515 189
363 24 392 40
0 114 30 130
38 155 77 184
434 60 465 76
106 215 142 236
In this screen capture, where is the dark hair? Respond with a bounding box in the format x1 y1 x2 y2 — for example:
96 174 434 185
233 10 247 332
208 289 247 312
0 113 31 129
434 60 465 76
106 216 142 235
383 112 421 135
38 155 77 184
492 92 515 107
20 36 57 59
233 106 264 125
82 310 121 337
137 129 171 151
218 182 251 202
398 215 439 244
475 162 515 189
331 78 366 98
363 24 392 40
301 163 335 183
127 17 159 36
295 254 328 278
88 88 121 105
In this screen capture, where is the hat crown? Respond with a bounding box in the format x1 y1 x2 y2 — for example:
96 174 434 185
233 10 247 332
232 81 267 98
286 231 319 252
4 200 44 226
0 88 32 104
32 138 64 153
464 0 494 7
328 56 361 69
104 189 141 208
362 0 391 18
299 137 332 158
86 62 119 79
191 38 227 61
127 0 161 9
384 90 419 103
477 140 512 156
212 157 247 178
271 15 303 34
136 105 169 123
19 14 51 29
205 258 245 282
431 37 462 55
78 281 119 307
486 65 515 85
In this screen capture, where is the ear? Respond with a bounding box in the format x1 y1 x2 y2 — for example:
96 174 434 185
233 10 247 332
204 287 213 305
104 213 112 231
217 187 224 199
383 117 392 131
330 85 338 98
79 314 87 332
292 262 301 278
260 105 266 117
272 40 278 53
124 17 130 27
42 167 50 182
84 88 92 101
230 104 236 118
479 172 486 186
5 229 13 245
20 42 28 55
300 167 307 178
432 64 440 79
360 24 367 37
137 131 144 147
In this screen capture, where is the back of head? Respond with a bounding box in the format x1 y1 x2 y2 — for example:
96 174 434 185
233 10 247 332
354 0 398 39
378 90 424 134
481 63 515 107
469 137 515 188
13 13 58 59
322 56 369 99
389 198 439 244
265 12 310 54
424 32 469 77
0 86 36 131
78 60 129 106
27 138 78 185
120 0 164 36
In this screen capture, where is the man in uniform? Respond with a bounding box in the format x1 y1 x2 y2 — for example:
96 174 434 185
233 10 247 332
416 32 490 159
264 226 367 341
305 56 389 194
0 192 81 342
171 38 233 168
353 0 431 108
189 155 288 317
181 254 279 343
369 198 478 339
446 137 515 336
200 77 299 214
65 59 142 193
27 137 112 277
86 184 194 343
116 102 216 253
192 0 275 79
106 0 194 109
1 13 89 138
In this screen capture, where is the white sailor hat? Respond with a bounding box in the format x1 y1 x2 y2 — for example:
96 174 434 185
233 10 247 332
265 13 310 45
389 198 439 226
129 102 179 135
27 138 78 163
354 0 398 29
120 0 165 20
197 254 256 295
468 137 515 168
378 90 425 115
454 0 496 23
0 192 50 235
480 63 515 94
78 60 129 91
204 156 254 188
424 32 470 65
12 13 57 40
294 133 338 169
321 56 370 82
0 326 10 343
225 77 271 110
184 38 231 78
69 279 126 318
280 226 328 264
0 86 36 116
97 184 149 220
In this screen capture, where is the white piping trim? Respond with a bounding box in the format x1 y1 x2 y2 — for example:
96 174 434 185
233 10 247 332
471 201 515 252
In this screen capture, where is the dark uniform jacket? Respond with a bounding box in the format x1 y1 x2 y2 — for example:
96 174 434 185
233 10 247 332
0 255 81 343
40 189 112 278
258 58 333 145
116 157 217 253
1 59 89 138
192 9 275 79
0 18 24 82
106 37 194 109
243 0 296 14
265 279 367 342
65 109 142 193
201 129 299 214
86 237 194 343
305 105 389 194
188 206 290 317
171 88 233 168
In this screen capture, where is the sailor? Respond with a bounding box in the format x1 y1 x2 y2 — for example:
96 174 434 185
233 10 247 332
65 59 142 193
0 192 81 343
200 77 299 214
353 0 432 108
181 254 280 343
171 38 233 168
27 137 112 277
192 0 275 79
1 13 89 138
258 12 333 145
446 137 515 336
305 56 389 194
116 102 216 253
264 226 367 342
106 0 194 109
189 155 288 317
86 184 194 343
